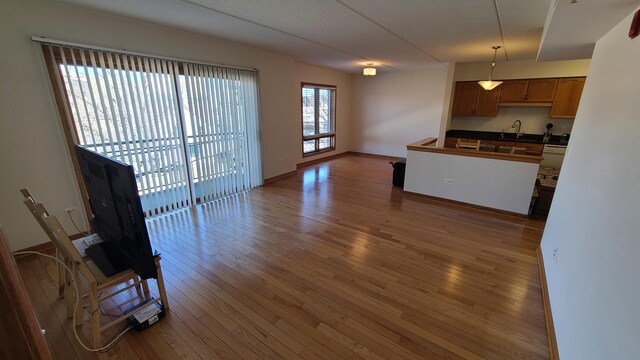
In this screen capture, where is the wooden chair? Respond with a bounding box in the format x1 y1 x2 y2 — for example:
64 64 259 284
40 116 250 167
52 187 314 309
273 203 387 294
21 189 169 348
498 146 527 155
479 143 496 152
511 146 527 155
456 139 481 150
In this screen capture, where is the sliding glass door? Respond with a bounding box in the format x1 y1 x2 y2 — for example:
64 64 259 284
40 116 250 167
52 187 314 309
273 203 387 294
180 65 262 203
42 43 262 216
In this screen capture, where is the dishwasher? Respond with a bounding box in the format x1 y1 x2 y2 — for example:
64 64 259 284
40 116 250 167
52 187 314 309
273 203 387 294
541 144 567 168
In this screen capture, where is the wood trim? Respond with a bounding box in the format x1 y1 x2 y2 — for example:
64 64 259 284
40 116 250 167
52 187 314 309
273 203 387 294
41 45 92 221
402 190 529 218
13 242 55 258
407 143 543 164
297 152 350 169
346 151 403 161
537 247 560 360
264 170 298 184
300 82 337 157
302 132 337 141
302 145 336 158
0 228 53 359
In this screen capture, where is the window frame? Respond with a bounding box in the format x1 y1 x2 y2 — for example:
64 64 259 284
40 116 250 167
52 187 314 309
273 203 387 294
301 82 336 157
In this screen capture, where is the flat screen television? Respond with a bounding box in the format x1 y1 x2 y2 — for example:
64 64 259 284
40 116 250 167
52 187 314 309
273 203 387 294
74 145 157 279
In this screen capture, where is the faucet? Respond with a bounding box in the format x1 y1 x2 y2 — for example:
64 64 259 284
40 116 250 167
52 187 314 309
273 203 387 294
512 120 523 138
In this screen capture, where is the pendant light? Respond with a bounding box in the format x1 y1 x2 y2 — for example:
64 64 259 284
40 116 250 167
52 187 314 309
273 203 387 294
478 46 503 91
363 63 376 76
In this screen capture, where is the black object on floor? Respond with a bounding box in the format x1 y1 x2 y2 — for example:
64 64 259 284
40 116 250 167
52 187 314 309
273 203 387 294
391 159 406 187
125 298 165 331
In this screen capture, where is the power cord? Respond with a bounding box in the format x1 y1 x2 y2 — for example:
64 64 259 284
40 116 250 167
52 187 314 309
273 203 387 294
67 211 89 237
15 251 132 352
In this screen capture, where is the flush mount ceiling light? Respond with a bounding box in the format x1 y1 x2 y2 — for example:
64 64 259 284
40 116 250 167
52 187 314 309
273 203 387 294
363 63 376 76
478 46 503 91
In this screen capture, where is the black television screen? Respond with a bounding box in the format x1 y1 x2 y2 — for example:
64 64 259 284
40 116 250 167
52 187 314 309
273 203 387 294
75 145 157 279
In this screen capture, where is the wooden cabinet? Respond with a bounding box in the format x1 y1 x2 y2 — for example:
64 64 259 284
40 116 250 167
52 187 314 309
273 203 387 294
526 79 558 102
452 82 500 117
499 79 557 103
550 77 586 118
452 76 585 118
452 82 478 116
520 142 544 155
475 86 501 116
499 80 528 102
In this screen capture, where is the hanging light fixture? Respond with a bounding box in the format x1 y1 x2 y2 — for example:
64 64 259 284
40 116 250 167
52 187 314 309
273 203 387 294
478 46 503 91
363 63 376 76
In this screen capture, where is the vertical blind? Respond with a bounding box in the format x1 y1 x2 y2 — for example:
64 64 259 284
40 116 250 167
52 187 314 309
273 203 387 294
181 64 262 203
41 42 262 216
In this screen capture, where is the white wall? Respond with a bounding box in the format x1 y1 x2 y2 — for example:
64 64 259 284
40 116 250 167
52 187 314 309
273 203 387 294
540 8 640 359
350 67 451 157
449 59 591 134
404 150 539 214
0 0 351 250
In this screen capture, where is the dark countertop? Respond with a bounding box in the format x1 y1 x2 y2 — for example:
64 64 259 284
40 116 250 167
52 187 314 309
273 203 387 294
446 130 569 145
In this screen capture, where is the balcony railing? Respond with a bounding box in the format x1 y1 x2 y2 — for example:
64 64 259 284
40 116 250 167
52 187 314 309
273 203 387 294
81 133 244 198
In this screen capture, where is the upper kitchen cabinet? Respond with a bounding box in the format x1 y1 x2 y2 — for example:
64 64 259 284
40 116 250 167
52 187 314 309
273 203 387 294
526 79 558 102
475 85 501 116
452 81 500 117
550 77 586 118
499 80 528 102
499 78 558 103
452 82 478 116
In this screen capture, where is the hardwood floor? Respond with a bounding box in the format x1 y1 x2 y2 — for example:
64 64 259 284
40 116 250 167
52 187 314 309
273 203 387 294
17 154 549 359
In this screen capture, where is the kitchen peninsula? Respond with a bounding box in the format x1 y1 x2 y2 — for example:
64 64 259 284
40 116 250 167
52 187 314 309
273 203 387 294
404 137 542 215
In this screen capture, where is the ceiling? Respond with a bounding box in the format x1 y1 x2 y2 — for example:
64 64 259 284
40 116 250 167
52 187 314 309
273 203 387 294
537 0 640 61
57 0 552 73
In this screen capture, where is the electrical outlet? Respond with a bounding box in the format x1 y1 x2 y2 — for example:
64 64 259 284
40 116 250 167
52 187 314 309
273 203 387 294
444 178 454 184
552 247 559 264
65 207 77 214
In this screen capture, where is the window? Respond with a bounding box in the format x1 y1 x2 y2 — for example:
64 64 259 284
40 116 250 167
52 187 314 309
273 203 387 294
301 83 336 155
42 43 262 216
